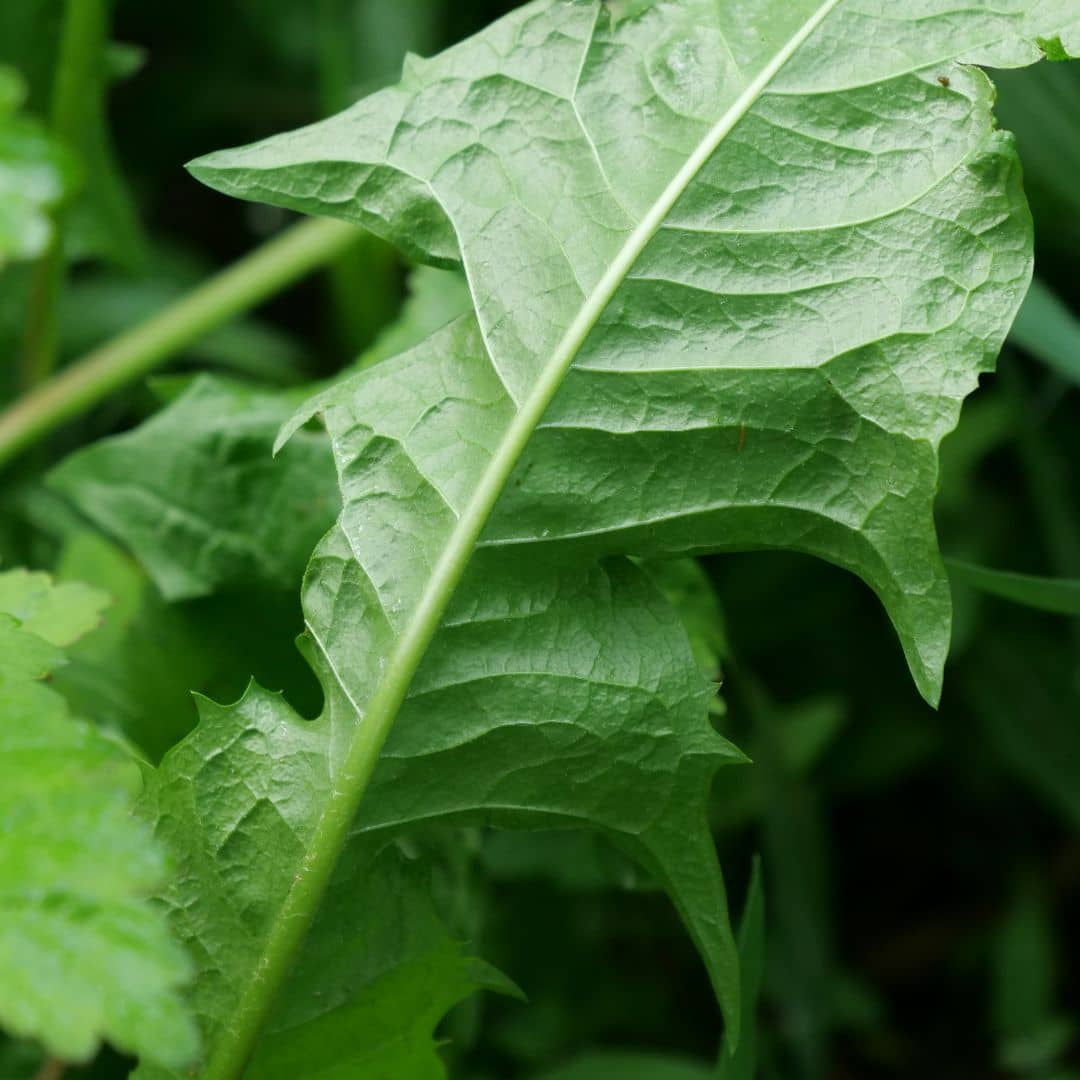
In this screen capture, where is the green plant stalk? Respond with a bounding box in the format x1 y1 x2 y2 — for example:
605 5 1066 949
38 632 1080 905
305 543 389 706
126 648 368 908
0 217 360 471
198 6 843 1075
20 0 108 390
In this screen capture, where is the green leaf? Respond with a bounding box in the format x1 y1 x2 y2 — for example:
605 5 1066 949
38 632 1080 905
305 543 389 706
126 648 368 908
0 64 78 269
50 375 340 600
0 564 104 643
192 1 1078 707
138 554 743 1075
50 530 235 761
354 264 470 370
0 569 197 1068
155 0 1078 1071
1009 277 1080 386
0 0 146 267
643 558 728 689
717 859 766 1080
134 839 509 1080
947 558 1080 615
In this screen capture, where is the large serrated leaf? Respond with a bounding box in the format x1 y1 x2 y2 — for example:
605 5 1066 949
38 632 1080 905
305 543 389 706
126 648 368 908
193 0 1078 704
0 570 197 1068
141 1 1078 1073
137 553 741 1077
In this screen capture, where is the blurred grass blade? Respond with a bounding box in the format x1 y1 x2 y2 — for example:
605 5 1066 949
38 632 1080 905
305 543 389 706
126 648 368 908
991 881 1074 1075
717 858 766 1079
947 558 1080 615
1010 278 1080 386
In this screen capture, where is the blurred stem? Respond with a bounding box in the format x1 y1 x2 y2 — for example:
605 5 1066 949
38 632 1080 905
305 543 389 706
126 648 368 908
1008 370 1080 578
737 668 832 1080
0 218 361 470
20 0 108 389
34 1060 65 1080
1004 362 1080 677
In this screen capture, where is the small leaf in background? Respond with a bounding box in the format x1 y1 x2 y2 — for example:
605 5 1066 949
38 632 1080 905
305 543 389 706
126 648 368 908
0 569 197 1068
947 558 1080 616
0 0 146 267
0 64 78 269
991 881 1074 1076
717 858 766 1080
1009 278 1080 387
353 264 470 370
966 633 1080 831
643 557 729 692
50 375 340 600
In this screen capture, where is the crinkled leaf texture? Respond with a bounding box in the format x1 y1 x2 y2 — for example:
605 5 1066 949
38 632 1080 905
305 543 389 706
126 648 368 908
147 0 1078 1073
136 557 739 1076
195 0 1079 704
0 570 197 1068
50 377 339 601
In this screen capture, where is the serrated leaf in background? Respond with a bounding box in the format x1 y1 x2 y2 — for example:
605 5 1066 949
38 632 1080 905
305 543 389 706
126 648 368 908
50 376 339 600
0 569 196 1068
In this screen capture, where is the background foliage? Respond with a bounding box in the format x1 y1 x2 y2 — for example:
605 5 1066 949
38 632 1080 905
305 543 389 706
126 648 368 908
1 2 1079 1078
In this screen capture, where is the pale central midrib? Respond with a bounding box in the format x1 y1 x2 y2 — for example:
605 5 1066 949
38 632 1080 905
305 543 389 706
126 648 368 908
333 0 846 741
199 4 844 1076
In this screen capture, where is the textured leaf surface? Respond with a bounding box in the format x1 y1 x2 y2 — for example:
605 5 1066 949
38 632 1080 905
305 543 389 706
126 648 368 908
133 835 503 1080
51 376 339 600
196 0 1077 705
0 570 196 1067
152 0 1079 1072
138 551 742 1073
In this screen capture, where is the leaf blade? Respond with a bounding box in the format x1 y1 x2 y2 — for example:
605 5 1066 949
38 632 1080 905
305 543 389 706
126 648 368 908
0 570 197 1068
157 1 1080 1072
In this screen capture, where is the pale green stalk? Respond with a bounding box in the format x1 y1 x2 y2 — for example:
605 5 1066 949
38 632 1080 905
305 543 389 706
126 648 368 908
0 218 360 470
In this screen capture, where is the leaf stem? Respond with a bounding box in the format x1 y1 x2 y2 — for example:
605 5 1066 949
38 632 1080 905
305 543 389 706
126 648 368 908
34 1059 66 1080
20 0 108 389
0 217 361 471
